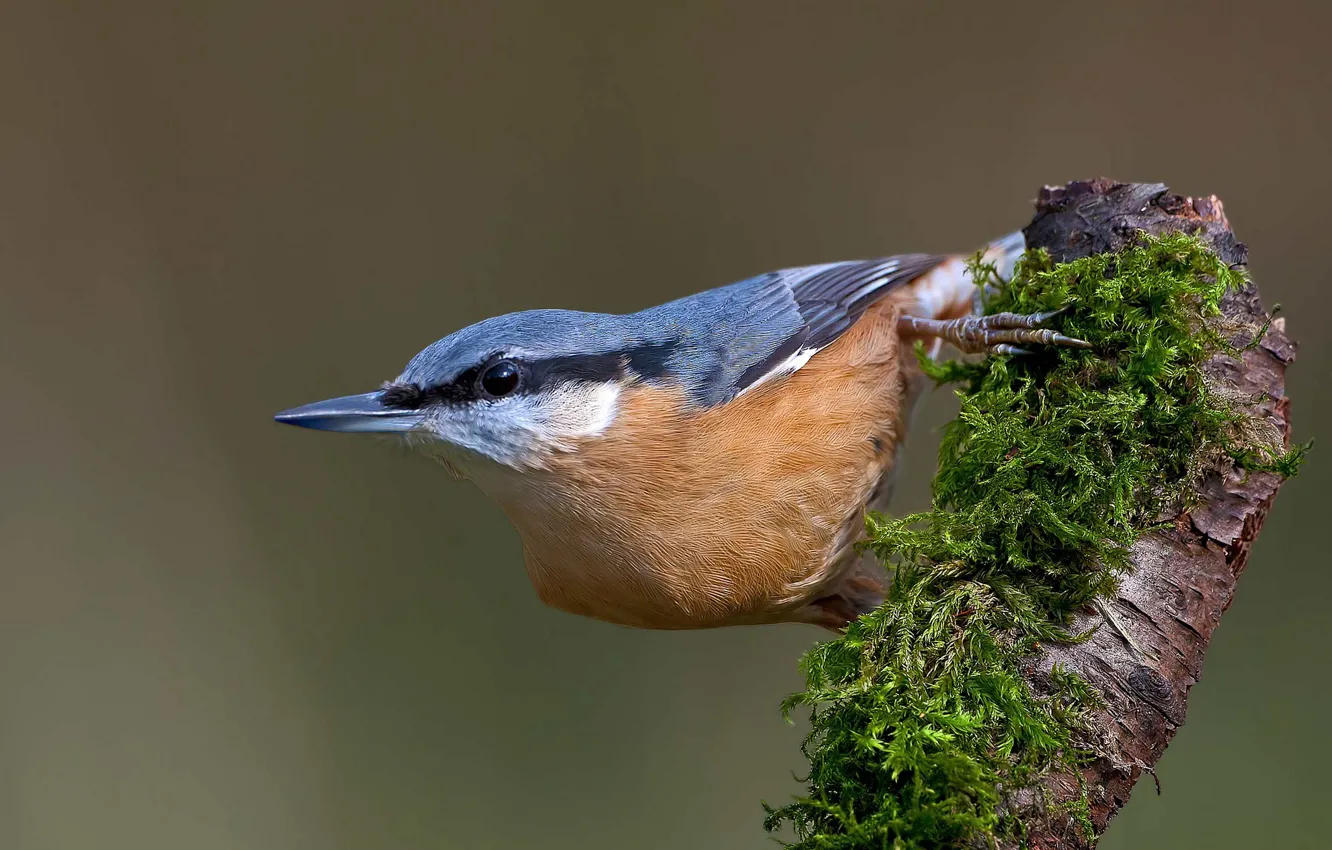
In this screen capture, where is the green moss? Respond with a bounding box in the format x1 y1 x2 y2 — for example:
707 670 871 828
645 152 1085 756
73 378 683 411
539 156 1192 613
763 233 1303 849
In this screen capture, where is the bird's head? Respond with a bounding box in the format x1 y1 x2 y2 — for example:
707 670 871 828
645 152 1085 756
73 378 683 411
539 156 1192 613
275 309 677 474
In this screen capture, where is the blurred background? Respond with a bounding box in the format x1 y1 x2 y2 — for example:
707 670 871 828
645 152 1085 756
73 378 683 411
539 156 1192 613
1 1 1328 848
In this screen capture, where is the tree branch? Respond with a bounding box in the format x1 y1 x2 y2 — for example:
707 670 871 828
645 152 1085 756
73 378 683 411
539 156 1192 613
1005 179 1297 848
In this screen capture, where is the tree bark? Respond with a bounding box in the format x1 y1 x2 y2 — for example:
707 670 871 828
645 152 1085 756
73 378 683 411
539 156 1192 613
1000 179 1297 848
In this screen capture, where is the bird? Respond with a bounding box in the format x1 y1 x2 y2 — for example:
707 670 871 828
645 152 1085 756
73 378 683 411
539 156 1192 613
274 232 1088 631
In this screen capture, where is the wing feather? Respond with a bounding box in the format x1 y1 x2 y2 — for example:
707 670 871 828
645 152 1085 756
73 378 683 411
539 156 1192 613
724 253 944 399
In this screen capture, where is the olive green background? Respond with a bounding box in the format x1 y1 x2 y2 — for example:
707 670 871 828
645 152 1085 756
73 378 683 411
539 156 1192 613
2 1 1328 848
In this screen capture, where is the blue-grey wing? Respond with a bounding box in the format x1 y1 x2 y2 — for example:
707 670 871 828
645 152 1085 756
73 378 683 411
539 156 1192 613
639 253 944 407
785 254 944 348
709 253 944 404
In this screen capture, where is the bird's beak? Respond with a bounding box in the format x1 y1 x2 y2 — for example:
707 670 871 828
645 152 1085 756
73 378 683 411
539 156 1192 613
274 392 425 433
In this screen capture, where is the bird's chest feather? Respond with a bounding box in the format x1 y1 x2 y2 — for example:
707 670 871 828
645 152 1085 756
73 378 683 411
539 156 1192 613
487 303 913 628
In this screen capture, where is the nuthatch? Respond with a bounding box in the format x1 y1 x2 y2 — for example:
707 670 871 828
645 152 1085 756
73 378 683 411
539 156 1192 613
275 232 1087 630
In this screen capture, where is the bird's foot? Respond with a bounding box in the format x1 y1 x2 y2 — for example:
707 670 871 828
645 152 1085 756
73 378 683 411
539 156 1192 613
897 306 1091 355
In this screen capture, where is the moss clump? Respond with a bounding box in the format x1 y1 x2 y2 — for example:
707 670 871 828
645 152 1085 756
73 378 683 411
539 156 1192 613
763 233 1303 849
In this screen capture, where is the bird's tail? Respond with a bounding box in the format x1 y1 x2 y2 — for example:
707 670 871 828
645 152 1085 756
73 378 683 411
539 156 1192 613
981 230 1027 285
888 228 1030 446
892 230 1027 323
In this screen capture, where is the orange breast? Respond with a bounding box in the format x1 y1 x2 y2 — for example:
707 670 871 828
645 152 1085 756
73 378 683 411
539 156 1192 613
490 300 914 629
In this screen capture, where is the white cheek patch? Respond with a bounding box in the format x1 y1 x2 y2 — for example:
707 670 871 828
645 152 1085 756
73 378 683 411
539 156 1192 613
539 381 621 444
422 381 622 471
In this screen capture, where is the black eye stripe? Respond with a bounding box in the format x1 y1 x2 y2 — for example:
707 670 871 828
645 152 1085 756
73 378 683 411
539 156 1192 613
381 341 678 410
380 367 481 409
524 352 622 387
524 341 677 386
379 381 425 409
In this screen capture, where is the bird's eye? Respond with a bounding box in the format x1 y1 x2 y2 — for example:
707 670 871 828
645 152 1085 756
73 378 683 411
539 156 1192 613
479 359 521 398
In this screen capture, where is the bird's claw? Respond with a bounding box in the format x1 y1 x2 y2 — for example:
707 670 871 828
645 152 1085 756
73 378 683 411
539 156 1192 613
1026 304 1073 324
947 308 1089 355
898 306 1090 355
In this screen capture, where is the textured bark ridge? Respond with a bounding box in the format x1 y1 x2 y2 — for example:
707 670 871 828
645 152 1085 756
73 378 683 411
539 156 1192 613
1005 180 1296 848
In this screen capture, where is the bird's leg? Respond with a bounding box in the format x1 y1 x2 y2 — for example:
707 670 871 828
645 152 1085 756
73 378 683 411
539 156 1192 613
797 560 888 632
896 307 1091 356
